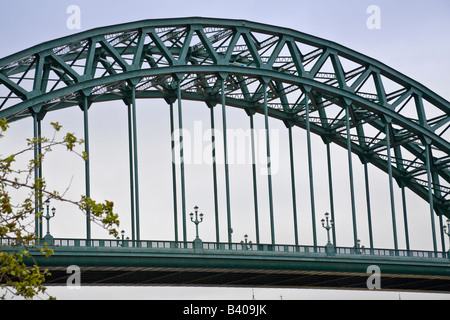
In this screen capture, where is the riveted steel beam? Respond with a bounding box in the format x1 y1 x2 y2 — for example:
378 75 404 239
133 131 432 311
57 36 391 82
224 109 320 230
0 17 448 223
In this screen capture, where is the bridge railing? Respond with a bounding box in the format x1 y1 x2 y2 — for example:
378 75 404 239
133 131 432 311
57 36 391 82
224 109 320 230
53 239 195 249
202 242 327 254
335 247 447 259
1 238 448 260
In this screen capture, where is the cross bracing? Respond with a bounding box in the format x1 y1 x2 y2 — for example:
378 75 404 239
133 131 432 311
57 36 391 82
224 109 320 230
0 17 449 254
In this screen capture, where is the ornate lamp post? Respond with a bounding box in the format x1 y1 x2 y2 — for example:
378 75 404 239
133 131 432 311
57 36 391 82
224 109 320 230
321 212 333 244
117 230 129 247
321 212 335 255
190 206 204 240
241 234 253 250
190 206 204 251
443 220 450 258
43 199 56 244
355 239 365 254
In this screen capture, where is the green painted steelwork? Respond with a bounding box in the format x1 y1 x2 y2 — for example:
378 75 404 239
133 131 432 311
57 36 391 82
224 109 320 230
32 113 40 238
131 85 141 241
386 121 399 251
176 79 187 243
82 95 91 241
426 143 438 252
1 17 449 266
287 125 299 247
363 162 374 250
401 186 410 252
220 78 232 245
208 104 220 243
0 18 447 214
127 102 136 241
263 82 275 245
305 95 317 247
2 238 450 292
169 102 178 242
345 104 358 248
249 112 260 245
326 142 337 247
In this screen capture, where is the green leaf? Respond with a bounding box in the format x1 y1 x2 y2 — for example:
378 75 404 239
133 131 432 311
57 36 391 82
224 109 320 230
50 122 62 131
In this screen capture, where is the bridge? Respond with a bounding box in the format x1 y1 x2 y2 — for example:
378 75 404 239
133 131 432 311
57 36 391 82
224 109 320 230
0 17 449 294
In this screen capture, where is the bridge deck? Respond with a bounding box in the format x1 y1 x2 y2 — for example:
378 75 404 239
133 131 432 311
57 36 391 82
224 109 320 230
3 239 450 293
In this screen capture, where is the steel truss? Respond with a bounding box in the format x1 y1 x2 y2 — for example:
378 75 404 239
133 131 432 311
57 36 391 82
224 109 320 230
0 17 449 252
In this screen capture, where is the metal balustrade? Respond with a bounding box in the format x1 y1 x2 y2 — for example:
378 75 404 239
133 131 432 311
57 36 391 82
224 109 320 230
1 237 448 260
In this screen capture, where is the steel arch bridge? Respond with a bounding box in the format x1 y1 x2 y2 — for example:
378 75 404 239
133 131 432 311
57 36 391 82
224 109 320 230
1 17 450 293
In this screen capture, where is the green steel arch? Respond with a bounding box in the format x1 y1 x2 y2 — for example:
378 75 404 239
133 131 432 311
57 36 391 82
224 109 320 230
1 17 449 252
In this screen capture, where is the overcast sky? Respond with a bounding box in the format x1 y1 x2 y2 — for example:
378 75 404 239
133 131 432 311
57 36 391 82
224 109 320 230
1 0 450 300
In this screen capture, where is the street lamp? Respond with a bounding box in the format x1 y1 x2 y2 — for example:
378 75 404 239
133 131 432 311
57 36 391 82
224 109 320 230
117 230 129 247
43 199 56 244
189 206 204 240
355 239 365 254
240 234 253 250
321 212 333 245
321 212 335 255
443 220 450 238
190 206 204 252
443 220 450 258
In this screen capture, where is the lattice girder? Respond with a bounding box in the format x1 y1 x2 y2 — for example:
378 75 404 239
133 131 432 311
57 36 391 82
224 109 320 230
0 17 449 216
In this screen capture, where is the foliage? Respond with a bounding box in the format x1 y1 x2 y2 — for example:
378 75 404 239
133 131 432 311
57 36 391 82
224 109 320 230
0 119 120 299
